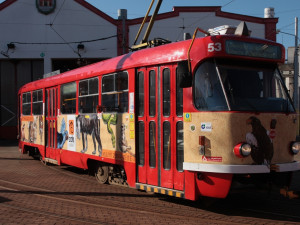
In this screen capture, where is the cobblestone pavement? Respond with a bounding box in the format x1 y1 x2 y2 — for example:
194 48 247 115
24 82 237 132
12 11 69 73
0 144 300 225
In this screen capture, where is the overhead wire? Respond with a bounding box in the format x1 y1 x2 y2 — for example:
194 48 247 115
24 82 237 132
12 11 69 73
10 34 117 45
51 0 66 25
222 0 235 9
6 0 117 56
267 21 296 38
185 0 236 29
175 0 236 40
49 0 81 56
50 25 79 56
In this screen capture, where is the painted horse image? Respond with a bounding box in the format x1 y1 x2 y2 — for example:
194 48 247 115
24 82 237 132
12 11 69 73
76 114 102 156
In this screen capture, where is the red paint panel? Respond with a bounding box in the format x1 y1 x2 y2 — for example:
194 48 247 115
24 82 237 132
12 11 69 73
146 67 159 186
60 150 86 169
159 65 184 191
160 66 173 189
123 163 136 188
136 68 147 184
136 67 159 186
45 87 59 162
196 172 233 198
184 171 197 201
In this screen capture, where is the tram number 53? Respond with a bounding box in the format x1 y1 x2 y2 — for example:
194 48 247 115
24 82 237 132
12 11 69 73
208 43 222 52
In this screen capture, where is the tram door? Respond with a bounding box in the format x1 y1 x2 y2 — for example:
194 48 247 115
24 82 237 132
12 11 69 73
136 65 184 190
136 67 159 186
45 87 58 160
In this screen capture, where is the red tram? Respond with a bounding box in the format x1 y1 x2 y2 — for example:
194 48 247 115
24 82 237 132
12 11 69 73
18 23 300 201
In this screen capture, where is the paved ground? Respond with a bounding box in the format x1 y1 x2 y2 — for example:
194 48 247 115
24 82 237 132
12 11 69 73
0 142 300 225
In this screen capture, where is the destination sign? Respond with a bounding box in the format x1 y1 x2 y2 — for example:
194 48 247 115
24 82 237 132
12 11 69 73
226 40 282 60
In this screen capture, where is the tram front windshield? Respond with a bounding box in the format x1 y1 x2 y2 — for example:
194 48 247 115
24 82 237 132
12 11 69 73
193 59 294 112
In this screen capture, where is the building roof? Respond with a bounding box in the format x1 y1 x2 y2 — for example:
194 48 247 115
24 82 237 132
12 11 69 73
0 0 116 25
128 6 278 25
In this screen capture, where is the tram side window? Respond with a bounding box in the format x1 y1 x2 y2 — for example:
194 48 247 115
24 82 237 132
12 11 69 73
149 121 156 168
149 70 156 116
163 121 171 170
163 68 170 116
176 68 183 117
79 78 99 114
137 71 144 117
32 90 43 115
22 92 31 115
102 72 128 112
176 121 184 172
138 122 145 166
61 82 76 114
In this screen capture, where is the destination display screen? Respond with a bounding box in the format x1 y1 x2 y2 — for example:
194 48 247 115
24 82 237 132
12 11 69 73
225 40 282 59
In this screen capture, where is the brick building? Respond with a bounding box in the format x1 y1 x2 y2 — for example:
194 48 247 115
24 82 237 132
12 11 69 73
0 0 278 139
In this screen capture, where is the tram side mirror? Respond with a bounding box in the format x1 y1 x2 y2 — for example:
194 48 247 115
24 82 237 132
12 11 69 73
178 61 192 88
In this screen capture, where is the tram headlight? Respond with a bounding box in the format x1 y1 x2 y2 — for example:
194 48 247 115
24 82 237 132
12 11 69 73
290 142 300 155
234 143 252 158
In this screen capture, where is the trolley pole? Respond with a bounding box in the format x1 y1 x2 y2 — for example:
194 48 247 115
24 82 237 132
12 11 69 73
294 17 299 136
294 17 299 111
118 9 127 55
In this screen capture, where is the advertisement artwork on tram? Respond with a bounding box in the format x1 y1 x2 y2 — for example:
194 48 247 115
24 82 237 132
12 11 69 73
56 113 135 163
21 115 44 145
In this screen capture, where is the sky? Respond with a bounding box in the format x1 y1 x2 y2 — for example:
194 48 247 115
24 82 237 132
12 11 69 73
1 0 299 51
83 0 300 50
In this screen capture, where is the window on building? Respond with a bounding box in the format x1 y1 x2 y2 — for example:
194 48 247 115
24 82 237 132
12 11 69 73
61 82 76 114
32 90 43 115
79 78 98 114
22 92 31 115
102 72 128 112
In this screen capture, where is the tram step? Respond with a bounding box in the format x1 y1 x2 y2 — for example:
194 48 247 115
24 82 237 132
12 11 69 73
44 157 58 165
136 183 184 198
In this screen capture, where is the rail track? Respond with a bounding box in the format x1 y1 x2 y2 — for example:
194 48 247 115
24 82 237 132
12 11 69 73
0 178 239 225
1 147 300 224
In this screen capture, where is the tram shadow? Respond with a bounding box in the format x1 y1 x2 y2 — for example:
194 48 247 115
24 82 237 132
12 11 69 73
158 187 300 223
208 191 300 222
0 196 11 203
0 157 34 160
61 165 89 175
0 140 18 146
0 189 155 198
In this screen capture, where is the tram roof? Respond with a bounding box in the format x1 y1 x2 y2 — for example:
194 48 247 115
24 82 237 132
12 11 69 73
19 39 192 93
18 34 283 93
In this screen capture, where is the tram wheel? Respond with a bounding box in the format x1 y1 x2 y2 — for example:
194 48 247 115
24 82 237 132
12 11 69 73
95 163 108 184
